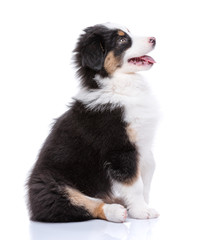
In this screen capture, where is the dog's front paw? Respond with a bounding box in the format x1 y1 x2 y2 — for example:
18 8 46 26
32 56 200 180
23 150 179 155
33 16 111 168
128 206 159 219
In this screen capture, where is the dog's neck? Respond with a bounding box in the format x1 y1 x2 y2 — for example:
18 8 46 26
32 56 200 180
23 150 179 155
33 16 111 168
75 72 151 111
96 72 150 94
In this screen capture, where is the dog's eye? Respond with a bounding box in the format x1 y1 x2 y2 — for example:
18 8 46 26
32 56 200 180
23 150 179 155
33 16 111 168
118 37 128 44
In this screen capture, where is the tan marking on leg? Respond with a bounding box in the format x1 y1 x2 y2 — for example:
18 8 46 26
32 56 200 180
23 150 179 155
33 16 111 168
102 195 125 206
126 124 137 143
104 51 120 74
93 203 106 219
123 129 140 186
66 187 107 220
123 173 139 186
118 30 125 36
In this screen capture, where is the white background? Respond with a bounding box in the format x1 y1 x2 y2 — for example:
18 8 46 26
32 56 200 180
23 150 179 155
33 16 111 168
0 0 200 239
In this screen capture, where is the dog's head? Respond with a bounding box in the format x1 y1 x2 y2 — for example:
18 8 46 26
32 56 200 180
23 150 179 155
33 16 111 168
74 23 156 88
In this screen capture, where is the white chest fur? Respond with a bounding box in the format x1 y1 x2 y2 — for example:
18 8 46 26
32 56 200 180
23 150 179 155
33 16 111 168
116 74 159 151
76 72 159 152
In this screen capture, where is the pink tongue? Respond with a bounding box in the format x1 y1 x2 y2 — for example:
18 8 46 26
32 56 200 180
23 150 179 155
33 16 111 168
141 55 156 63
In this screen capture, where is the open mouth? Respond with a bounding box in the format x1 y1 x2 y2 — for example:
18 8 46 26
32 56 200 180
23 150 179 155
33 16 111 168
128 55 156 66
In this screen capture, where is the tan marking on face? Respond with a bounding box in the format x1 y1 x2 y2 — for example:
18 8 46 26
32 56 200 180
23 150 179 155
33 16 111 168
118 30 125 36
104 51 120 74
66 187 106 220
126 124 137 143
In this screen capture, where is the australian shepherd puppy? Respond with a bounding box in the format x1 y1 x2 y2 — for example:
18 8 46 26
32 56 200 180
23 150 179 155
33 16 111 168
27 23 159 223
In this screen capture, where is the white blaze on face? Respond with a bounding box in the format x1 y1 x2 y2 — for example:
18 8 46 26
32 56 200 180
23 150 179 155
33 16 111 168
119 36 155 73
125 36 154 58
103 23 156 74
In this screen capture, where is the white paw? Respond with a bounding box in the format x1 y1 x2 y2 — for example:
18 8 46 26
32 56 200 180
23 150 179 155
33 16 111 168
103 204 127 223
129 206 159 219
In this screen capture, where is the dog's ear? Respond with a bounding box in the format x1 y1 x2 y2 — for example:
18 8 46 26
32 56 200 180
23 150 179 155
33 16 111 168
81 34 105 71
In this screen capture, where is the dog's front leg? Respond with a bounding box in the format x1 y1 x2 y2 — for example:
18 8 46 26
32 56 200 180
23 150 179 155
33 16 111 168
112 174 159 219
140 150 156 204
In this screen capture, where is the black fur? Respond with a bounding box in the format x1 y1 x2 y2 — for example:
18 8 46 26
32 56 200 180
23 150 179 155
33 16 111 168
27 24 138 222
73 25 132 89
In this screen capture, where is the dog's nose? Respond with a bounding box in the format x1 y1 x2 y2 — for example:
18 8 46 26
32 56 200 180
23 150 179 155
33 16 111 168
149 37 156 46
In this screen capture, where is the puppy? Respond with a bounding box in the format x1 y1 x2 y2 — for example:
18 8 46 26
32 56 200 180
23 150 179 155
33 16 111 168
27 23 159 223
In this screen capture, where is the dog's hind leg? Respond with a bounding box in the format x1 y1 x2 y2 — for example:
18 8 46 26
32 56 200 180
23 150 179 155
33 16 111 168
28 173 127 223
66 186 127 223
